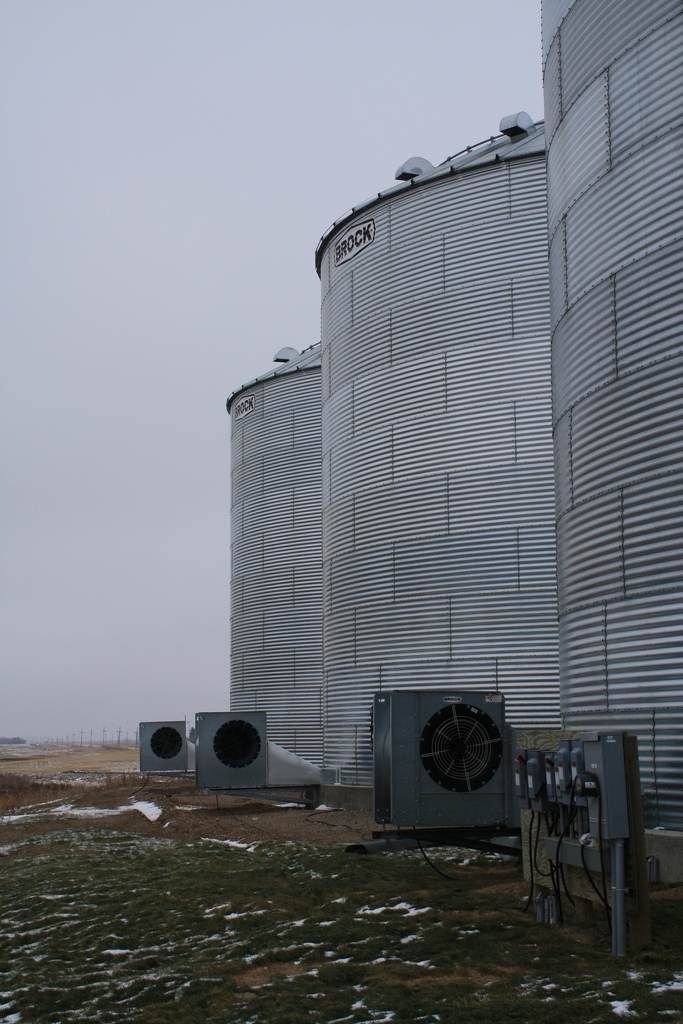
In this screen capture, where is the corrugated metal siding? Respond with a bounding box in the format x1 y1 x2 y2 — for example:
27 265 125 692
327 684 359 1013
320 144 560 783
558 0 681 116
560 706 683 829
545 0 683 827
230 364 324 763
546 73 610 238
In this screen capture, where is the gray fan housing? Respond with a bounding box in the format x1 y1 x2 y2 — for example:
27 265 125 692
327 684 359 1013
139 721 193 773
195 711 325 790
373 690 515 828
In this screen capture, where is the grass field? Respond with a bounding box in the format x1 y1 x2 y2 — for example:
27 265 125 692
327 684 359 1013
2 793 682 1024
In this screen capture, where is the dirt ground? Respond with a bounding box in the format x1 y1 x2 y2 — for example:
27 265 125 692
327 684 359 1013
0 743 139 775
0 743 378 847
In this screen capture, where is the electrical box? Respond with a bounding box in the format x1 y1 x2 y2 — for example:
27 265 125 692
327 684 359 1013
581 732 629 839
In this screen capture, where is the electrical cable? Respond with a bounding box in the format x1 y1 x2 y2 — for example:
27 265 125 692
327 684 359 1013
523 810 535 912
577 772 612 935
415 837 461 886
553 783 579 925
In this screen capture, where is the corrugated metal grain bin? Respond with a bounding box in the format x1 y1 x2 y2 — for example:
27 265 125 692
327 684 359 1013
316 121 560 784
227 345 324 763
543 0 683 827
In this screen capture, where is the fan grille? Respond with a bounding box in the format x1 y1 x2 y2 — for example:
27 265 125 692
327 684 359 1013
420 703 502 792
150 726 183 760
213 720 261 768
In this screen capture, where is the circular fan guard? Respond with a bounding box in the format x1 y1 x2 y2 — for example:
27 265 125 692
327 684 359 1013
214 720 261 768
150 726 183 760
420 703 502 792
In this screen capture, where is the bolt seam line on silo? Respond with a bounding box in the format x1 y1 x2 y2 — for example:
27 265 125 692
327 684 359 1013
442 234 446 292
569 406 574 507
603 602 609 711
620 488 626 598
651 711 660 826
511 279 515 340
612 273 619 379
606 64 613 172
513 402 517 464
449 596 453 660
446 474 450 536
516 528 521 591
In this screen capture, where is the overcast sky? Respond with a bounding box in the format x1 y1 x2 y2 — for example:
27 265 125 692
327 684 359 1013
1 0 545 741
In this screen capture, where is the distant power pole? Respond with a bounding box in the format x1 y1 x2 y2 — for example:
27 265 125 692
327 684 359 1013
117 727 121 748
135 728 139 748
90 730 93 746
102 727 106 747
80 729 83 747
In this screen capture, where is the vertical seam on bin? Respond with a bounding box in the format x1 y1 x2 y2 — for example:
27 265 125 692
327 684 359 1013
612 273 619 379
511 278 515 340
516 528 521 591
449 596 453 660
569 406 574 507
603 602 609 710
620 487 626 597
558 26 563 122
606 66 613 172
651 710 659 826
352 607 357 668
513 401 518 463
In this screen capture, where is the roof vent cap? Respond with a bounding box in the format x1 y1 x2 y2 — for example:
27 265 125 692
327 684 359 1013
499 111 537 138
395 156 434 181
273 347 300 363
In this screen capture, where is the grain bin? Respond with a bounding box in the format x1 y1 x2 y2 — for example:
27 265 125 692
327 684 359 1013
316 119 560 783
227 345 323 763
543 0 683 827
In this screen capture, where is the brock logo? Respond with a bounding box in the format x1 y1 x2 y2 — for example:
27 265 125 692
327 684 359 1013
334 219 376 267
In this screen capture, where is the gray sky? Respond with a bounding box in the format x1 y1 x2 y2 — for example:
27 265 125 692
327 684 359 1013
1 0 544 741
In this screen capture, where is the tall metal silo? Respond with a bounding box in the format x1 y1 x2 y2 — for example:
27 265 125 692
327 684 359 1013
227 345 324 763
543 0 683 827
316 118 560 783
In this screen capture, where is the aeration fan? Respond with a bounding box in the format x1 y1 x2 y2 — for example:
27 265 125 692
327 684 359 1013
373 690 513 828
195 711 325 790
139 721 194 773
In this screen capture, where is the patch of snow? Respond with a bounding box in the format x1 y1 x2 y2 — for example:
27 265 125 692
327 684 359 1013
401 934 419 944
404 907 431 917
651 973 683 995
319 921 336 927
130 801 162 821
203 903 232 916
201 838 259 852
102 949 132 955
610 1000 636 1017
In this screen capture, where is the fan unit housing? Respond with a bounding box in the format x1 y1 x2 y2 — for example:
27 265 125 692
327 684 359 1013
195 712 325 790
139 721 194 773
373 690 515 827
